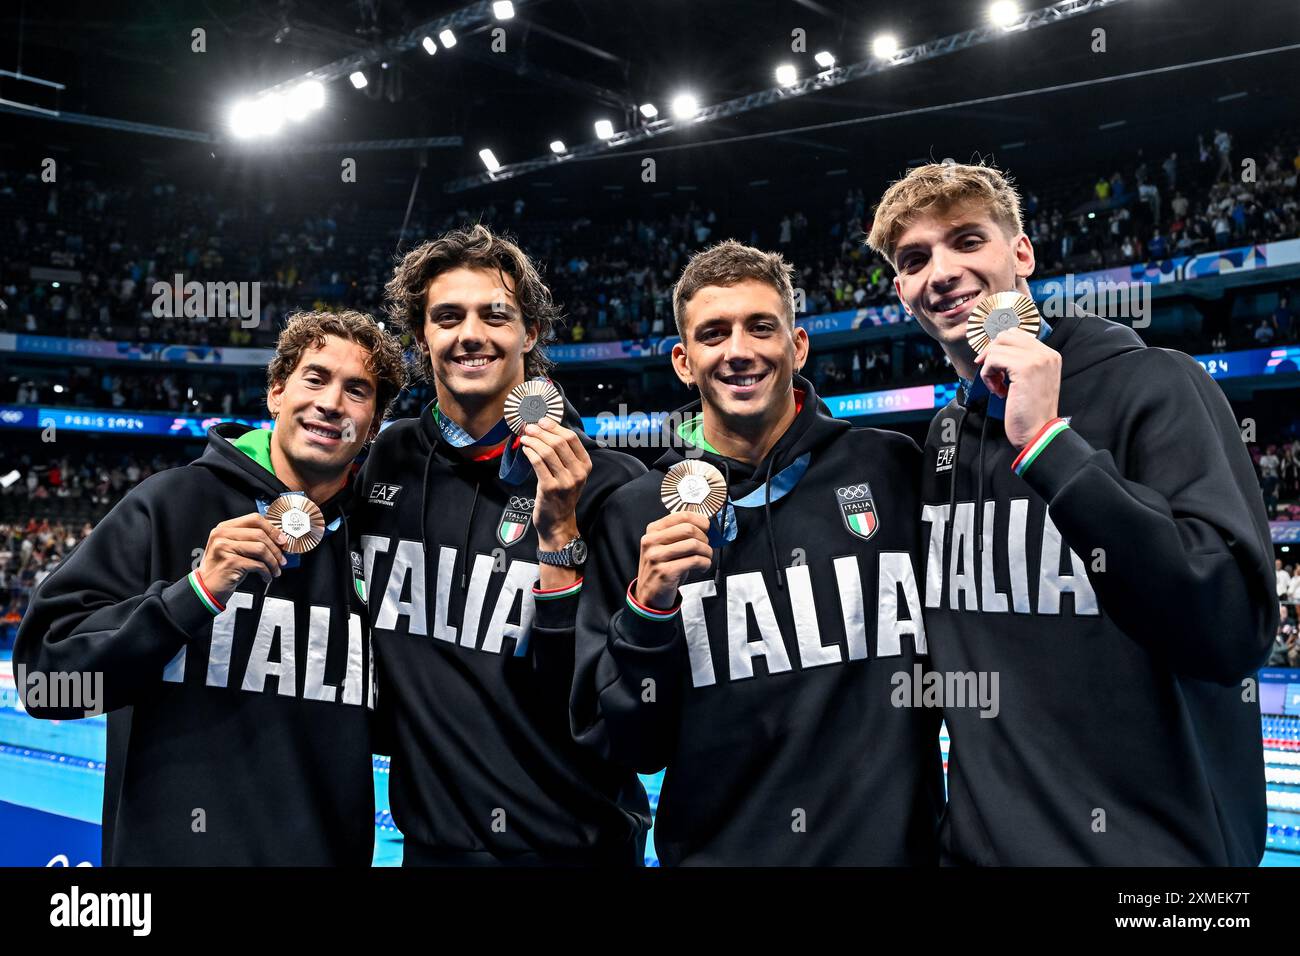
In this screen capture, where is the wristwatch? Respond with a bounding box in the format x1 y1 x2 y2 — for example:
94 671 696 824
537 536 588 568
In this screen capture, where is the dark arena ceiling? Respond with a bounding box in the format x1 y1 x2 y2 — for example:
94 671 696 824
1 0 1297 213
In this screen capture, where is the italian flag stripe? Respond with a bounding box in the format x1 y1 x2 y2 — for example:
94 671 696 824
1012 418 1070 476
533 578 583 601
625 579 680 621
501 520 524 541
188 571 224 615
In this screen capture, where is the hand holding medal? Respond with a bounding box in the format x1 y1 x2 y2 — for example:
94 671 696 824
965 291 1042 354
194 513 291 607
968 291 1062 450
632 460 726 612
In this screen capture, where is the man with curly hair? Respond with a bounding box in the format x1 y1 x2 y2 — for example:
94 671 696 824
16 310 407 865
357 224 650 866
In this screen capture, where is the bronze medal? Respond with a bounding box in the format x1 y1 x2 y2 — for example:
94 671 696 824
660 460 727 517
504 379 564 435
965 291 1042 354
266 493 326 554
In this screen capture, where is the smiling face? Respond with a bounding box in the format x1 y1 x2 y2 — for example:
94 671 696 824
267 334 378 480
671 278 808 431
421 266 536 410
891 203 1036 360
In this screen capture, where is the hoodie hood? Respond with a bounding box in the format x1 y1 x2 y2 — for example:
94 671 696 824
1049 306 1147 381
416 377 598 461
654 374 849 493
197 421 354 519
652 374 850 588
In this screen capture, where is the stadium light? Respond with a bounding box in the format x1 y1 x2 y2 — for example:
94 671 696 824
549 140 567 154
594 119 615 139
439 29 458 48
639 102 659 119
988 1 1021 28
421 36 437 55
252 98 285 135
872 33 900 59
479 148 502 172
228 99 256 138
349 70 368 89
670 93 699 119
285 80 324 121
775 63 798 86
492 1 515 19
814 51 836 68
228 96 286 138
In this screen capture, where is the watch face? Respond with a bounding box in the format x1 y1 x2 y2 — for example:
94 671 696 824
570 538 588 565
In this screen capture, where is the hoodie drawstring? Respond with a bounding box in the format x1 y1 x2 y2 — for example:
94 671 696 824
974 412 990 554
763 449 784 591
460 479 482 589
713 459 732 587
945 405 969 527
339 510 355 607
943 404 969 589
709 449 787 591
419 451 435 565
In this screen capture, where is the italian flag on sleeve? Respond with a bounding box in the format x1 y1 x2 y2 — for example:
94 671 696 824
1012 417 1071 477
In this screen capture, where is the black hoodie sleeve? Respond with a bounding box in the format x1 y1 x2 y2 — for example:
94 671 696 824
570 487 685 774
530 447 647 719
1017 348 1277 685
528 582 584 706
14 480 218 718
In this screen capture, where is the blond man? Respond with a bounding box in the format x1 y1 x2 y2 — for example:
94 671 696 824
868 162 1276 865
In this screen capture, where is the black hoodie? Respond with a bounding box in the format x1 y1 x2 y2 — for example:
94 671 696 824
354 382 651 864
14 423 376 865
922 310 1277 865
571 376 944 865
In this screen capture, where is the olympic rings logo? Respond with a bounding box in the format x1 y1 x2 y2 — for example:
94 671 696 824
837 484 871 500
508 496 536 510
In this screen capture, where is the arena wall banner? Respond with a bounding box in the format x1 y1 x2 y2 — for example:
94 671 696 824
1273 522 1300 544
6 237 1300 370
0 344 1294 443
0 407 274 436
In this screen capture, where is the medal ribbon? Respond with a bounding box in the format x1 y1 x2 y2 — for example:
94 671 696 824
710 452 811 545
435 400 542 488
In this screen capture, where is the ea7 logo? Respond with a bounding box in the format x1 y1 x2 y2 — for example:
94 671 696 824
369 483 402 506
836 483 878 540
498 496 535 547
935 446 956 473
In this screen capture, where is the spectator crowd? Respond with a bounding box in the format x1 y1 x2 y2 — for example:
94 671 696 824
2 125 1297 353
